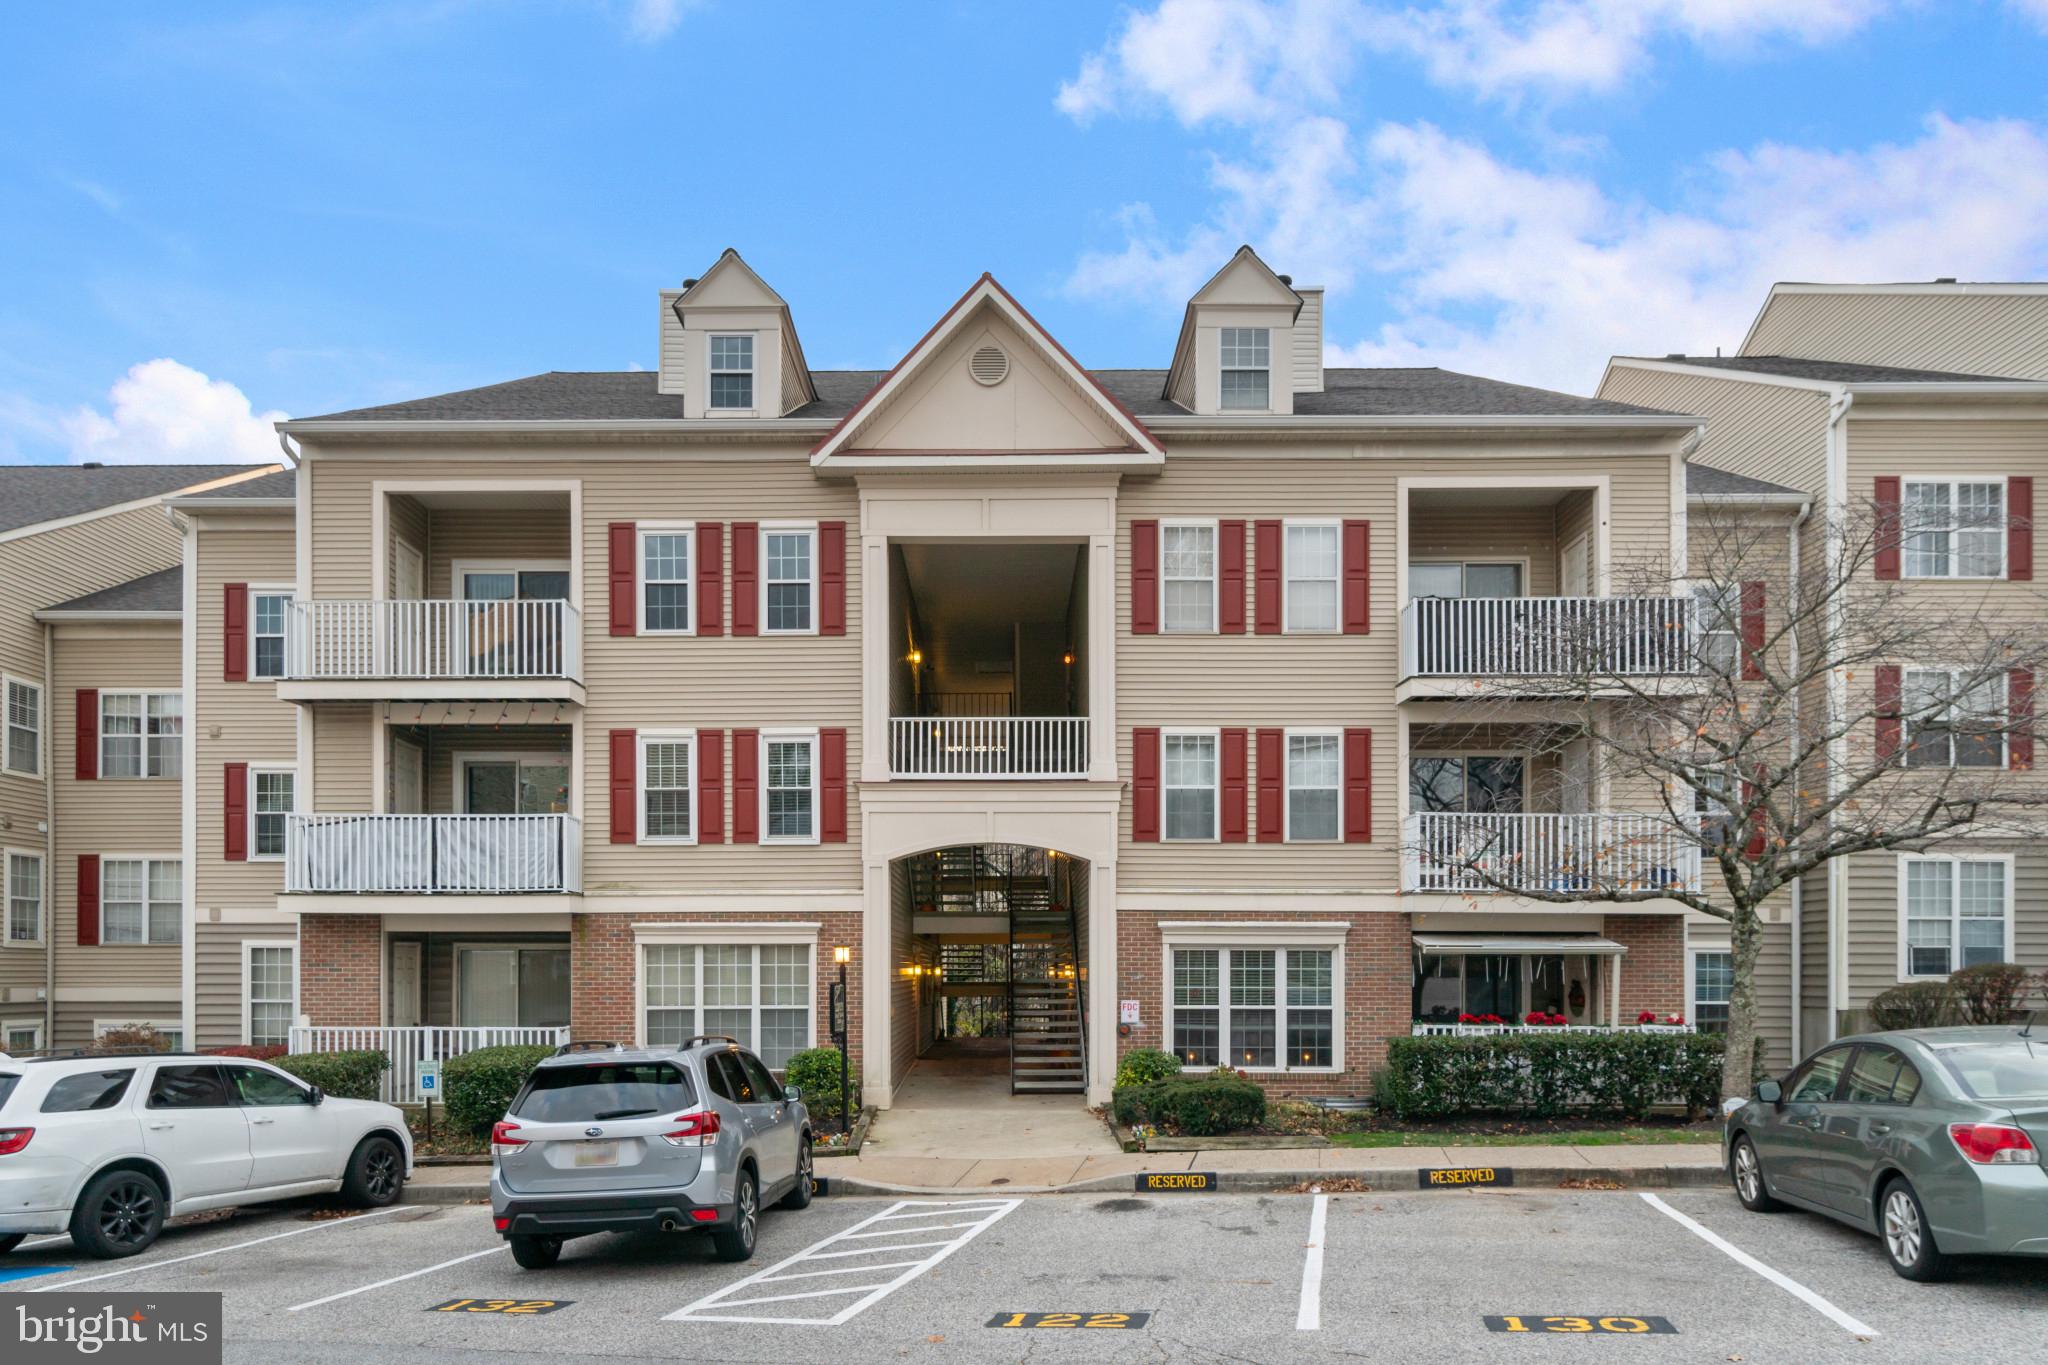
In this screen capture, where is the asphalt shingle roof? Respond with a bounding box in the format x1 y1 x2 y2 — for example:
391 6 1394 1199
0 465 275 535
1640 355 2028 384
1685 462 1807 498
176 469 296 500
41 566 183 615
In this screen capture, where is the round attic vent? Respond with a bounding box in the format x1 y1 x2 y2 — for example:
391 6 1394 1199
968 344 1010 386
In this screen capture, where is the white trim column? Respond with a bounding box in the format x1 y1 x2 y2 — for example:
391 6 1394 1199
860 533 890 784
1088 530 1116 782
860 854 894 1108
1086 856 1118 1106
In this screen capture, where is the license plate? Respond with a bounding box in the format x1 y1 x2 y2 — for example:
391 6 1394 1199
572 1141 619 1167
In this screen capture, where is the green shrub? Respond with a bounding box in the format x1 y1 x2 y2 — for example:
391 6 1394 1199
278 1049 389 1101
444 1045 555 1136
1949 963 2029 1025
1375 1033 1727 1122
1113 1048 1183 1090
1112 1073 1267 1136
1868 981 1960 1032
784 1046 859 1126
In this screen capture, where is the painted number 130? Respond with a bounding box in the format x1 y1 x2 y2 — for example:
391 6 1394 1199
1499 1316 1653 1333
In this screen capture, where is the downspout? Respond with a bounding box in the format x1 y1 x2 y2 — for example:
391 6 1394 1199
1822 391 1855 1041
1785 495 1813 1056
42 621 55 1045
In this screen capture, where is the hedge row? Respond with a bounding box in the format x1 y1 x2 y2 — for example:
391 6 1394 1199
1374 1033 1729 1121
1112 1073 1267 1135
445 1044 557 1136
277 1049 388 1101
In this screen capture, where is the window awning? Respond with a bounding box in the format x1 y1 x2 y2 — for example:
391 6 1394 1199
1411 933 1627 956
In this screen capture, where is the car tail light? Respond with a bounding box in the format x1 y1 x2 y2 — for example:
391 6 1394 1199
0 1127 33 1156
494 1216 511 1233
689 1208 718 1222
491 1121 528 1153
660 1110 721 1148
1948 1123 2040 1165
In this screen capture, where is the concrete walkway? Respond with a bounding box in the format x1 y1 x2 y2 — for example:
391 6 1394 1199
859 1051 1119 1172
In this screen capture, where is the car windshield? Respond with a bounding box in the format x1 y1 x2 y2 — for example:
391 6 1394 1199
1933 1040 2048 1100
514 1061 696 1123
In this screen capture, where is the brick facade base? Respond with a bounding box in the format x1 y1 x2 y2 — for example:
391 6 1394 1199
1607 915 1686 1023
299 913 384 1027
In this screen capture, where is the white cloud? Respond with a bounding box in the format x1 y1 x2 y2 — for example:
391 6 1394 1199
623 0 695 42
1056 0 1361 126
59 359 286 465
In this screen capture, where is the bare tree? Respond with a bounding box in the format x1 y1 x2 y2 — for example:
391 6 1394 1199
1402 494 2045 1099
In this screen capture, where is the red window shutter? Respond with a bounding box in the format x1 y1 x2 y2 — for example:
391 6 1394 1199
608 729 637 844
608 523 637 637
74 688 98 781
1873 477 1902 580
224 762 249 862
1342 519 1371 635
2009 668 2035 770
821 727 848 842
1220 728 1248 843
731 729 759 843
1254 520 1282 634
1131 727 1160 842
697 522 724 636
1744 767 1768 860
1739 581 1766 681
223 583 248 681
730 523 759 637
1130 520 1158 635
820 521 847 636
1218 520 1246 635
1255 728 1284 843
76 854 100 947
1874 665 1903 763
697 730 725 844
1343 728 1372 844
2009 475 2034 581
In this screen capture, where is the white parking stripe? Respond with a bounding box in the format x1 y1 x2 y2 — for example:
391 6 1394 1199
31 1208 406 1291
665 1198 1020 1327
1639 1194 1880 1337
754 1258 928 1283
1296 1193 1328 1331
837 1220 987 1238
287 1246 505 1312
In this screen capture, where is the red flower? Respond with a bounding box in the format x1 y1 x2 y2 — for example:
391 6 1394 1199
1637 1010 1657 1024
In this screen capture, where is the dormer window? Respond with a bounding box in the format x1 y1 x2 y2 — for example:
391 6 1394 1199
709 334 755 410
1220 327 1271 410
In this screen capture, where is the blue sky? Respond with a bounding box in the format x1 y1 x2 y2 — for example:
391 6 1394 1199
4 1 2047 464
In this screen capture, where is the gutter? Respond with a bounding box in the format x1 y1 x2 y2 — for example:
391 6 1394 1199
1843 381 2048 398
161 496 296 513
32 611 181 624
1144 412 1703 432
1822 390 1854 1041
1785 493 1814 1057
42 622 54 1044
277 417 840 437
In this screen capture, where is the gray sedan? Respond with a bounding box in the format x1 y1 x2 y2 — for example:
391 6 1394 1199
1724 1026 2048 1280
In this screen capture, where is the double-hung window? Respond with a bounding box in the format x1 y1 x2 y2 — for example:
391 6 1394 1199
1161 521 1216 633
4 677 40 776
642 942 812 1069
6 851 41 944
1903 478 2005 578
1903 855 2010 978
250 768 295 860
709 335 755 410
1284 522 1340 632
763 526 816 633
1170 945 1337 1071
101 692 181 779
245 942 296 1047
1162 730 1219 841
1690 582 1741 675
1902 668 2006 768
639 732 697 844
640 526 694 634
763 731 818 844
102 858 181 945
251 591 290 679
1286 731 1341 841
1690 951 1733 1033
1218 327 1270 410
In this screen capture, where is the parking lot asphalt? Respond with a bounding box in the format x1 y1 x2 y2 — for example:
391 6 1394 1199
4 1184 2045 1363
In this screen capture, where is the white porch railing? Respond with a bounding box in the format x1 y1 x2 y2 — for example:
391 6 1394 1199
1402 812 1699 895
889 716 1090 779
285 814 582 894
1409 1022 1698 1037
1399 595 1697 678
284 599 581 681
288 1025 570 1104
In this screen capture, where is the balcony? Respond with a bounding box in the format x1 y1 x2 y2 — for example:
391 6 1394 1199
280 599 583 703
889 716 1090 779
284 813 582 896
1399 596 1696 688
1402 811 1699 896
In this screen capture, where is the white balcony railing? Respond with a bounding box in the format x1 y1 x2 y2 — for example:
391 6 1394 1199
1402 812 1699 895
288 1025 570 1103
285 814 582 894
1409 1022 1698 1037
889 716 1090 779
1400 596 1697 678
284 599 581 682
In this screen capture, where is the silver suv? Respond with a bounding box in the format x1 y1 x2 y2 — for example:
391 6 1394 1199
489 1038 813 1269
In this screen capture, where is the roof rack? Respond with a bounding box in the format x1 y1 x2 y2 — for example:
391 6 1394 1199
22 1047 201 1063
551 1040 621 1057
681 1035 742 1049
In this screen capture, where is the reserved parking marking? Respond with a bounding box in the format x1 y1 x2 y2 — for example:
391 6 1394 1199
1485 1315 1677 1334
1639 1194 1879 1338
664 1198 1020 1327
1295 1193 1327 1332
31 1207 408 1292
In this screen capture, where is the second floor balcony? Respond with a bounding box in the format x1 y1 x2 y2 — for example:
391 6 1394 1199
888 714 1091 779
281 598 584 701
285 812 583 896
1402 811 1700 896
1399 594 1697 687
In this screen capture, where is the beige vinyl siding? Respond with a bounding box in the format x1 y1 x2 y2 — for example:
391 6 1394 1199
658 290 686 396
388 494 428 594
53 999 182 1050
312 704 375 812
422 726 573 812
1599 364 1827 497
1799 866 1830 1053
1751 919 1795 1073
193 920 295 1049
1744 292 2048 381
1407 506 1560 595
1291 290 1323 394
779 338 807 418
427 504 572 599
1844 848 2047 1012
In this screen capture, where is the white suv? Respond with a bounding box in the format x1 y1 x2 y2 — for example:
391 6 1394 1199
0 1050 413 1258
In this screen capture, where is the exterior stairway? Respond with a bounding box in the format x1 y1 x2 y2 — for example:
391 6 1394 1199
1007 871 1085 1094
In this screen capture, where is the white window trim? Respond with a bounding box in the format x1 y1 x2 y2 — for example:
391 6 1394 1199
759 728 821 847
1 1018 43 1051
635 522 697 636
91 1018 184 1049
452 750 573 816
3 847 42 947
247 765 297 863
1161 726 1222 843
1687 946 1733 1028
760 522 820 637
451 940 571 1029
632 936 818 1061
1282 518 1342 634
97 854 183 947
1899 666 2009 770
1159 927 1346 1075
1217 326 1273 413
637 729 698 846
1159 517 1220 636
241 939 298 1047
707 332 758 413
1406 558 1532 601
1900 474 2009 581
451 559 574 599
1896 851 2016 981
247 584 293 681
1282 727 1344 843
2 672 43 778
99 690 182 781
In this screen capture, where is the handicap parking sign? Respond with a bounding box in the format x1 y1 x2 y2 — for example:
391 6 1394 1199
416 1059 441 1094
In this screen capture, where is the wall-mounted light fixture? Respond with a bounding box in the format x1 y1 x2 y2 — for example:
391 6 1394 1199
908 649 923 667
1062 651 1074 666
833 946 851 966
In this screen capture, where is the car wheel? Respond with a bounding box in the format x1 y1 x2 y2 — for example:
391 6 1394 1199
0 1233 24 1255
1730 1136 1784 1213
341 1135 405 1208
1881 1177 1954 1282
779 1138 814 1211
69 1169 166 1260
712 1169 759 1263
509 1234 563 1270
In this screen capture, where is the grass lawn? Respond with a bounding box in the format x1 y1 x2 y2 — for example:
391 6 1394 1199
1327 1126 1721 1149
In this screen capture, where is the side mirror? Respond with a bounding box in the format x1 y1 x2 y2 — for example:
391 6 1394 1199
785 1084 803 1102
1754 1079 1781 1105
306 1085 325 1106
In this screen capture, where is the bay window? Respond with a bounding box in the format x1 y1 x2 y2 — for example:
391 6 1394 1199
1170 943 1337 1072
